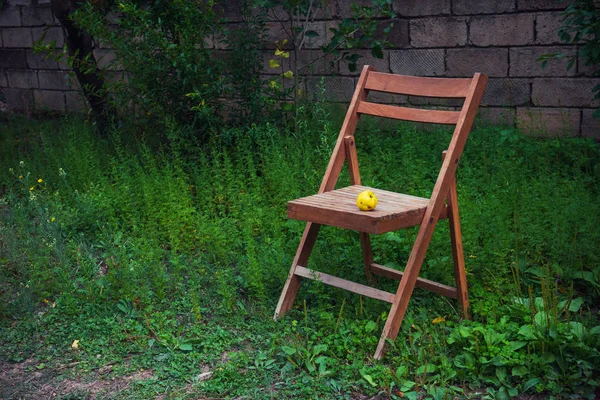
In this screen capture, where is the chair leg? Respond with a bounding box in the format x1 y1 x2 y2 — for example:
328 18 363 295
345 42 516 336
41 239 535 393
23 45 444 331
274 222 321 320
447 180 470 319
359 232 376 284
374 214 440 359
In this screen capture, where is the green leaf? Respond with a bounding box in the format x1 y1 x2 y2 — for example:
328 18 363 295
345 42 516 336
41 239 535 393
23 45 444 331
568 297 584 312
282 345 296 355
512 365 528 377
395 365 408 378
523 377 540 392
371 44 384 59
304 30 320 38
518 324 537 340
362 373 376 386
179 343 193 351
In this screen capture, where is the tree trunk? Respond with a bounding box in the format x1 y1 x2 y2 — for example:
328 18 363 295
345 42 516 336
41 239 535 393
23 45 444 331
50 0 114 133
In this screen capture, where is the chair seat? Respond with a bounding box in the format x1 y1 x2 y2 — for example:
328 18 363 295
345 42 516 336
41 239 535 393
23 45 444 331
287 185 447 234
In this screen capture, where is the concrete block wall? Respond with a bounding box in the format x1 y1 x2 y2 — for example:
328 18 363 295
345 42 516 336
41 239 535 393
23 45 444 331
0 0 88 113
1 0 598 137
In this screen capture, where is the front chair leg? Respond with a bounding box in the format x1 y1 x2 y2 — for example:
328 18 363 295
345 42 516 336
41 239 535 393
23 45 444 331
274 222 321 319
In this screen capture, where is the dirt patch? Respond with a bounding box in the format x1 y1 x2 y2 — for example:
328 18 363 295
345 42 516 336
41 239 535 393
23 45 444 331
0 359 154 399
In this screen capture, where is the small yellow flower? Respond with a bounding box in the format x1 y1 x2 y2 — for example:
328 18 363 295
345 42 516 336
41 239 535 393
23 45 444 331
19 175 23 179
51 217 56 222
38 178 43 183
29 187 34 191
71 340 80 349
432 316 446 324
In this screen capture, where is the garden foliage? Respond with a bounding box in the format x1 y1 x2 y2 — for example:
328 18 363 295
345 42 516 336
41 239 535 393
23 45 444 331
1 110 599 397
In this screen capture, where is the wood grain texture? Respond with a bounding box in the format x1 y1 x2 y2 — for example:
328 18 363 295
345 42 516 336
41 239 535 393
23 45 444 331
287 185 448 234
374 73 488 360
365 72 473 98
294 266 395 303
274 222 321 319
370 263 458 299
443 151 470 319
357 102 461 124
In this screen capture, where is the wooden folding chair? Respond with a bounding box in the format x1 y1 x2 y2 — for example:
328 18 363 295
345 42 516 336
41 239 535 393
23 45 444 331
274 66 488 359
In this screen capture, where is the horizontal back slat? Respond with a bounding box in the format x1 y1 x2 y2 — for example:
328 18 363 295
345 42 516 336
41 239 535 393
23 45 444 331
365 72 473 98
357 102 461 125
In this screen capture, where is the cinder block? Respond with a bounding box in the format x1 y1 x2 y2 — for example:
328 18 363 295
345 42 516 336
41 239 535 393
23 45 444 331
394 0 450 16
453 0 515 15
301 21 335 50
367 91 408 105
306 76 355 102
517 107 580 136
93 49 119 70
517 0 568 10
339 49 389 75
581 109 600 138
0 6 21 27
213 0 243 22
577 54 597 76
0 71 7 87
2 27 33 47
481 78 530 106
446 48 508 77
478 107 516 126
37 70 73 90
532 78 600 107
410 17 467 48
6 69 38 88
390 49 444 76
535 12 563 44
65 91 88 113
470 14 534 46
33 89 65 112
295 49 337 75
338 0 379 18
510 46 577 77
25 49 59 69
0 48 27 68
32 26 64 47
6 0 31 5
3 87 33 111
21 6 56 26
262 22 292 50
379 19 409 49
408 96 463 107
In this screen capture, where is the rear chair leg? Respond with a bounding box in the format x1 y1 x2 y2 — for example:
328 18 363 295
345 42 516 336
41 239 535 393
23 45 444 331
274 222 321 319
447 179 470 319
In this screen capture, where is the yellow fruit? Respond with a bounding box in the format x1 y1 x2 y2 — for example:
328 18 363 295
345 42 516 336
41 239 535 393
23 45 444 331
356 190 378 211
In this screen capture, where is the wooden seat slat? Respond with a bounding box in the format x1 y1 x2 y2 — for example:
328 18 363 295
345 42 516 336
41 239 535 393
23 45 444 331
287 185 446 234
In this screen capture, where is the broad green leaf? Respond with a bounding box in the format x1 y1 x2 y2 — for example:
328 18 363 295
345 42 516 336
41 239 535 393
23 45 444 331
179 343 192 351
362 373 376 387
269 59 280 69
282 345 296 355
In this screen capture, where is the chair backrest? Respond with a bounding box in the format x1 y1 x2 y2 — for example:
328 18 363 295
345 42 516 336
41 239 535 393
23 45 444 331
318 66 488 195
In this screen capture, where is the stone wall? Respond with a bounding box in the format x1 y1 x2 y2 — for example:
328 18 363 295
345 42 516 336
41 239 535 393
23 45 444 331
0 0 598 137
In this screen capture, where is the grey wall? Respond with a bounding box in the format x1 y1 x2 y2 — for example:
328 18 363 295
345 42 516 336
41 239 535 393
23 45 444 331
1 0 598 137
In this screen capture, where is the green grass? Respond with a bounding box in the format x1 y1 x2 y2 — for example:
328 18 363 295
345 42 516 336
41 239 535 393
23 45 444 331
0 111 599 399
